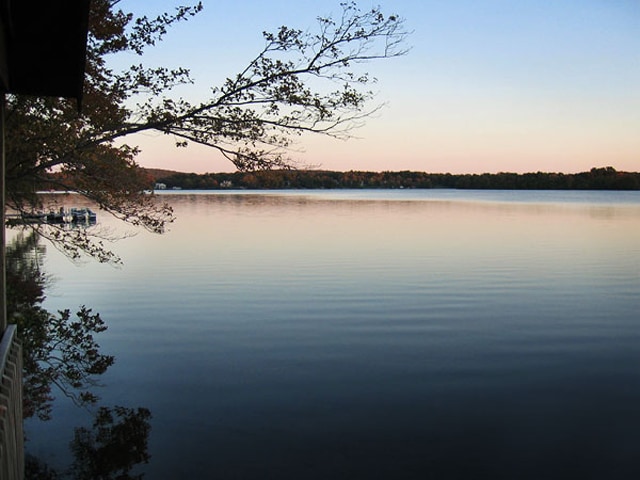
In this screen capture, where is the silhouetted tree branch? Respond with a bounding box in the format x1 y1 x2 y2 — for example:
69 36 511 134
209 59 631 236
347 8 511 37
5 1 408 261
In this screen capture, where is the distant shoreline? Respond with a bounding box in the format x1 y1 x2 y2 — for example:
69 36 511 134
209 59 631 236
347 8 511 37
149 167 640 191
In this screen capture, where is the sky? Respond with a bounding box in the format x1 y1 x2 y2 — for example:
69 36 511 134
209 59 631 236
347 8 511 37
114 0 639 174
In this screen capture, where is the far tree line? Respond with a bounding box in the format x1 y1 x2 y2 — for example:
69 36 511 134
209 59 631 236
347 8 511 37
153 166 640 191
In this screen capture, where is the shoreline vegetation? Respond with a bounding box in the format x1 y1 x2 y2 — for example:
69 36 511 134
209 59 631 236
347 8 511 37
147 166 640 191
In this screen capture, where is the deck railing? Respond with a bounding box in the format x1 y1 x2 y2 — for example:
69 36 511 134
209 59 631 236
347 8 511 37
0 325 24 480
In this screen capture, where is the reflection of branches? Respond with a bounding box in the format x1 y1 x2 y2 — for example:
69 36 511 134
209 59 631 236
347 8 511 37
32 308 114 413
70 406 152 480
29 223 124 265
6 232 114 420
11 234 147 476
26 406 153 480
18 306 115 421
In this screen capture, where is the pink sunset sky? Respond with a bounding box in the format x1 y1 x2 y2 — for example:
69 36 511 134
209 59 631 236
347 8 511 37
113 0 639 174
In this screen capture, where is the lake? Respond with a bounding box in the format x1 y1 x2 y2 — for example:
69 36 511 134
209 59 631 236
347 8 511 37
25 189 640 479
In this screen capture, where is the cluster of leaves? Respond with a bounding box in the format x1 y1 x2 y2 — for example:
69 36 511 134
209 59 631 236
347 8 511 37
5 0 407 261
6 232 114 420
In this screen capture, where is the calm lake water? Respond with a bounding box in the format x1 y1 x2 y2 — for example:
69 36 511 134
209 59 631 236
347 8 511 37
26 190 640 479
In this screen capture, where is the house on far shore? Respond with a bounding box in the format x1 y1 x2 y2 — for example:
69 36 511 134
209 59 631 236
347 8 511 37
155 183 167 190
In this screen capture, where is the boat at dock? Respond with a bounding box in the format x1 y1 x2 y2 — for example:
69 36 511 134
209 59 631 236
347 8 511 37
20 207 97 225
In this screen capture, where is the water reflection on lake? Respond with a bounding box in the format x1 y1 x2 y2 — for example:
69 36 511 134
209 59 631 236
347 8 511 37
28 190 640 479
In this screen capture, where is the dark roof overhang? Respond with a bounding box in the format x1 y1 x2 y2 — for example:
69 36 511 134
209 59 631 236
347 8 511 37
0 0 90 103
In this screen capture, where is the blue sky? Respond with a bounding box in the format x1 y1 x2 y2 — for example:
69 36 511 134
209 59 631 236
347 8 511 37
115 0 640 174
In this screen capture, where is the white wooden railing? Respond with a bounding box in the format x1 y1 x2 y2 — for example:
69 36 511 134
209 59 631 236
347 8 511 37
0 325 23 480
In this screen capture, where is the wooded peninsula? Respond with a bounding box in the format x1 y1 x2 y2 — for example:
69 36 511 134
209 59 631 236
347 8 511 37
150 167 640 190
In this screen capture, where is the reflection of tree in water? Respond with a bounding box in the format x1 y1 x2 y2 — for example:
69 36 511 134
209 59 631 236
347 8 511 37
7 231 152 478
7 231 114 420
69 406 152 480
26 406 152 479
